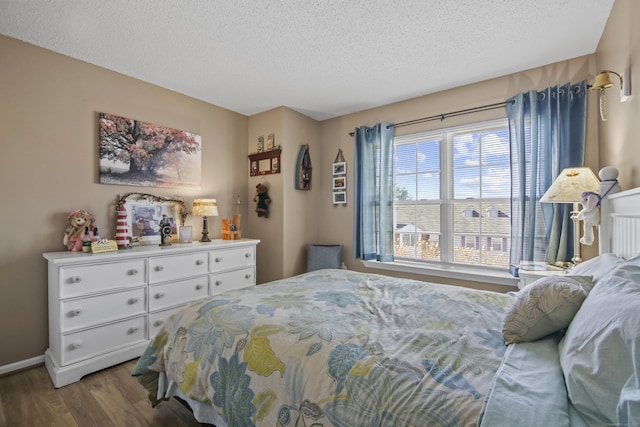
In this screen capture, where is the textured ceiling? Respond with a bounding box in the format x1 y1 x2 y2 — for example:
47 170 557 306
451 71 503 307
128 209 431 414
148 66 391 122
0 0 615 121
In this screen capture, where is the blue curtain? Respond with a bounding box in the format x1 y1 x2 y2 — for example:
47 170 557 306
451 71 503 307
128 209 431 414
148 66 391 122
507 81 587 275
353 123 395 261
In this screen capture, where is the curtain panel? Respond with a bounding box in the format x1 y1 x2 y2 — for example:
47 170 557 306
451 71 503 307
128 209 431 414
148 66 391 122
353 123 395 262
507 81 587 275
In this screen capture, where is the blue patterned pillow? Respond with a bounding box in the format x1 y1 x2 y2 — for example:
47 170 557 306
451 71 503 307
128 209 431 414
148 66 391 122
307 245 342 271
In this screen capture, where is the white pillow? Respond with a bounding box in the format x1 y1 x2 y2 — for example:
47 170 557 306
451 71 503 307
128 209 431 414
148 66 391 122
568 252 625 283
502 275 593 344
559 259 640 426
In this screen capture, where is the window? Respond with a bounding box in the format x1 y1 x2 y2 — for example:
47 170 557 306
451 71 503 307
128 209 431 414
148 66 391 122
393 119 510 269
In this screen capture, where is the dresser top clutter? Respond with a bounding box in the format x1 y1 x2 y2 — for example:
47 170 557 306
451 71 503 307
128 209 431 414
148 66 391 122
43 238 259 388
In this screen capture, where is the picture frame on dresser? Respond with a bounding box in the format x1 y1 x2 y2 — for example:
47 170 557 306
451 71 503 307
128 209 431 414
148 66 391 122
116 193 188 245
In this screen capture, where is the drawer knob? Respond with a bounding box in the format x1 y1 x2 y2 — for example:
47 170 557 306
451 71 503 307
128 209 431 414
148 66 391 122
154 320 164 327
155 266 164 272
70 309 82 317
215 257 222 263
128 327 139 334
70 276 82 283
196 284 204 290
128 298 139 304
129 269 139 276
196 259 204 265
245 253 251 258
215 280 222 286
245 273 251 279
70 342 82 350
155 292 165 299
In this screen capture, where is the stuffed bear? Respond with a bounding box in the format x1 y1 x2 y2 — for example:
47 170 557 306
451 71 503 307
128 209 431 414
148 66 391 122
254 183 272 218
576 191 600 245
63 209 95 251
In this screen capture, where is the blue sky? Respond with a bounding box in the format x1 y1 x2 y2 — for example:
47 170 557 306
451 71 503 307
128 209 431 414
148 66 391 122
394 127 510 200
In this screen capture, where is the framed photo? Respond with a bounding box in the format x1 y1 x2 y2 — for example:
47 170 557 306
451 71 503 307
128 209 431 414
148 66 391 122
332 176 346 190
332 162 346 175
99 112 201 188
333 191 347 205
116 193 188 245
248 149 281 176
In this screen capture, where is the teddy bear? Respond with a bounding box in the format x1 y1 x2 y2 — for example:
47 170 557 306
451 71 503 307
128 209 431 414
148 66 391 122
253 183 272 218
576 191 600 245
63 209 95 251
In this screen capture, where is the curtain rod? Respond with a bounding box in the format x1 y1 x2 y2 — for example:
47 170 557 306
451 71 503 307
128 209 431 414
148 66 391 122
348 100 513 136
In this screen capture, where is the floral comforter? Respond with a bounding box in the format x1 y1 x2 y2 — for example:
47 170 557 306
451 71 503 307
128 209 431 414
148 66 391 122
132 269 512 427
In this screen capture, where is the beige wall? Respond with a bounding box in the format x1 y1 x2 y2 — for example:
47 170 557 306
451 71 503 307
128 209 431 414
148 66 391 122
596 0 640 188
247 107 320 283
2 0 638 370
0 35 249 366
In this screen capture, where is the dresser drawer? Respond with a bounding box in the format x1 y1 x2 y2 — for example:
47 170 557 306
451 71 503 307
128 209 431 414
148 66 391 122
148 276 209 311
60 260 146 298
149 252 209 284
209 247 255 273
210 267 255 295
149 306 184 338
61 315 147 365
61 288 146 332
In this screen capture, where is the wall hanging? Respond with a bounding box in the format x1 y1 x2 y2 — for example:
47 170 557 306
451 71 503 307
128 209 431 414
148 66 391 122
332 149 347 205
99 112 201 188
295 144 312 190
248 148 281 176
115 193 187 246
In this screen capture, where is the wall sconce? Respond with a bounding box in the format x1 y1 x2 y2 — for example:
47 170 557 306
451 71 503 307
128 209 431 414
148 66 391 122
192 198 219 242
591 69 631 121
540 167 600 264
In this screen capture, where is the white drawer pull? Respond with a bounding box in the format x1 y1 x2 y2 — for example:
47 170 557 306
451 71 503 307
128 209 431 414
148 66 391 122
155 266 164 272
196 259 204 265
215 257 222 263
70 309 82 317
128 327 139 334
128 298 139 304
196 284 204 290
128 269 139 276
70 342 82 350
215 280 222 286
245 253 251 258
155 292 165 299
70 276 82 283
154 320 164 327
245 273 251 279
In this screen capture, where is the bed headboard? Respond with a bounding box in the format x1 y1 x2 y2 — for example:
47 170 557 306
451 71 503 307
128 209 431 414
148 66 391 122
599 186 640 259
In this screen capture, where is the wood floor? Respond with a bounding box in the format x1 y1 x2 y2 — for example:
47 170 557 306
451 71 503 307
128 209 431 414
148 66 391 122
0 359 205 427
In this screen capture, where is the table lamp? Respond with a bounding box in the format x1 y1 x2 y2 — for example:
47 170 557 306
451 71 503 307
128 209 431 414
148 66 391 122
192 198 218 242
540 167 600 264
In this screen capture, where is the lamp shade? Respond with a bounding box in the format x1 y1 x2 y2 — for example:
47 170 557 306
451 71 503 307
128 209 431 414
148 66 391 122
539 167 600 203
192 199 219 217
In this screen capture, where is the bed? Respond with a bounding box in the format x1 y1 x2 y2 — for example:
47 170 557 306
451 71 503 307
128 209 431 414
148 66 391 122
132 185 640 427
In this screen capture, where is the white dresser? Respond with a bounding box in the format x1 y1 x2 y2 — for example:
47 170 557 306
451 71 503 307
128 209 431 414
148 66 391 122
43 238 259 388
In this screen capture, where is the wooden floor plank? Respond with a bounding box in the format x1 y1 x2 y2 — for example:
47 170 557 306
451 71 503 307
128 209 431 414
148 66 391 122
0 359 207 427
0 369 46 426
24 367 71 424
59 378 114 427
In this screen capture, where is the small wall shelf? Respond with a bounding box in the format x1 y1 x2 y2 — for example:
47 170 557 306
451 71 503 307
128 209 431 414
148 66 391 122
249 148 281 176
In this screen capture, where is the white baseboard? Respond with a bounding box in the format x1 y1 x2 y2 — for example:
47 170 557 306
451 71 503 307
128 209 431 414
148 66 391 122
0 355 45 376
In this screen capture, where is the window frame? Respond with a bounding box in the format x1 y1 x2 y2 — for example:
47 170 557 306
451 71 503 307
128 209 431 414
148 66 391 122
393 118 510 271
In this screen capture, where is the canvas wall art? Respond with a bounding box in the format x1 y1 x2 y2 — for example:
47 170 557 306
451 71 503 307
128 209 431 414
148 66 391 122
99 112 201 188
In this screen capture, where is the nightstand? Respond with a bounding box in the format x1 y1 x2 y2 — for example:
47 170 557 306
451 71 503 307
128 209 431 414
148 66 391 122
518 267 568 289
